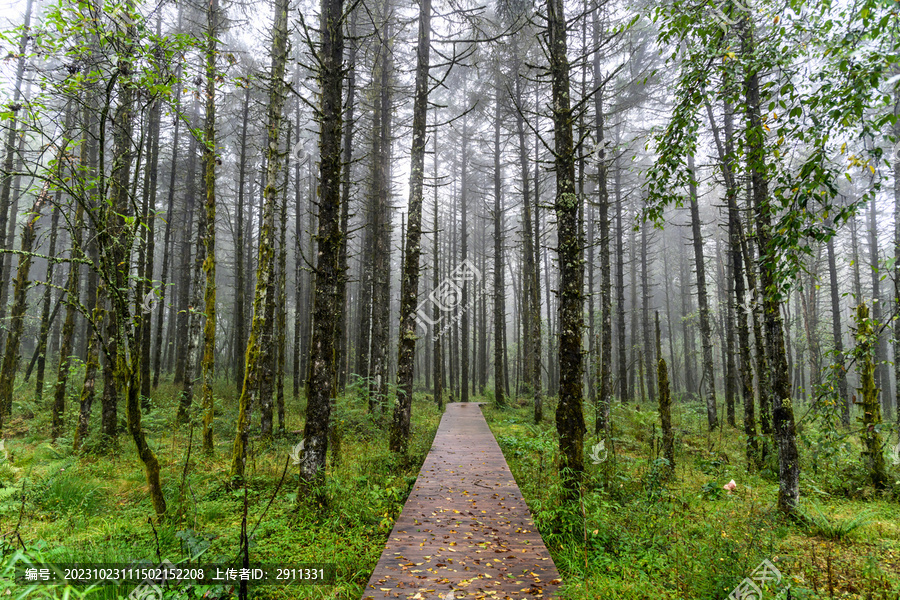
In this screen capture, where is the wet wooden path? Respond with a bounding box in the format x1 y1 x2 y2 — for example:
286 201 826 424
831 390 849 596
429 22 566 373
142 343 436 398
362 403 562 600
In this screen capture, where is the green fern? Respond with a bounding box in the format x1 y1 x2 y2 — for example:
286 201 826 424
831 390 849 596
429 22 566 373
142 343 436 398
797 503 876 541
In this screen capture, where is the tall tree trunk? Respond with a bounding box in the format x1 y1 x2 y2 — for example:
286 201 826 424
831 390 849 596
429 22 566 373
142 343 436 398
292 122 304 398
200 0 219 452
369 2 393 405
394 3 432 439
174 98 199 387
34 190 61 401
688 154 717 429
275 122 290 434
615 161 628 402
53 126 86 442
492 86 506 408
893 91 900 425
177 170 208 424
513 51 542 421
105 1 165 515
233 80 250 393
138 38 161 401
548 0 585 496
827 232 849 426
336 7 357 392
432 118 443 410
152 47 182 389
869 195 891 417
300 0 344 491
593 4 612 433
460 109 470 403
855 303 888 490
640 224 655 404
743 18 799 513
708 96 760 465
656 312 674 476
0 195 44 421
231 0 289 481
0 0 33 359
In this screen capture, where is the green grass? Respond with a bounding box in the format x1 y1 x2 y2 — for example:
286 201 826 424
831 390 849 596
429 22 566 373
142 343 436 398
3 373 899 599
0 377 442 599
483 395 900 600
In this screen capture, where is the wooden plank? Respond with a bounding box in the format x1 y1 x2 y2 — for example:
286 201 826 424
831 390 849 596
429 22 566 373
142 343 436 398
362 403 562 600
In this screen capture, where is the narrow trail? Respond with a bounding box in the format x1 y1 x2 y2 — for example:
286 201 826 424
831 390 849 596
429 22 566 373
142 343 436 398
362 403 562 600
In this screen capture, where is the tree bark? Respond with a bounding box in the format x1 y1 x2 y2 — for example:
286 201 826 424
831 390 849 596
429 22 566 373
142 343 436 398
335 7 357 392
200 0 219 452
233 79 250 393
492 86 506 408
743 18 799 513
548 0 585 497
593 4 612 433
231 0 289 481
392 0 431 454
300 0 344 491
687 154 717 429
656 312 674 476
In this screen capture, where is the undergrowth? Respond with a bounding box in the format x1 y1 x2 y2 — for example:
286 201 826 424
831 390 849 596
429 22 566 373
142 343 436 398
485 396 900 600
0 378 441 599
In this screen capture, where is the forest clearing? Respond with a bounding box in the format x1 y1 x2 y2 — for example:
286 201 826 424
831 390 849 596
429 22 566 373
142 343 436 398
0 0 898 597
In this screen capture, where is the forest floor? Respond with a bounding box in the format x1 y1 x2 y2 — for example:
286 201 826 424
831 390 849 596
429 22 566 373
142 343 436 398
0 377 898 599
484 396 900 600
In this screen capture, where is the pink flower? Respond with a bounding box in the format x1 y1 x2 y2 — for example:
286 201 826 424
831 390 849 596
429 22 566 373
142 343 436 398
723 480 737 494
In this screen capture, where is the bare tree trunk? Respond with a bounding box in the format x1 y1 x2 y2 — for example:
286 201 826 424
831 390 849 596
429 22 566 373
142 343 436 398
743 17 798 513
869 195 892 417
432 116 443 410
34 186 61 401
460 109 470 403
233 80 250 393
138 42 161 402
593 3 611 433
336 7 357 392
275 122 290 434
640 224 655 404
231 0 289 481
827 232 849 426
688 154 717 429
492 86 506 408
893 91 900 425
300 0 344 491
174 98 199 387
548 0 585 496
0 196 43 422
513 52 542 421
855 303 888 490
292 121 303 398
656 312 674 476
0 0 33 359
615 163 628 402
392 0 431 452
153 48 182 389
53 183 84 442
200 0 219 451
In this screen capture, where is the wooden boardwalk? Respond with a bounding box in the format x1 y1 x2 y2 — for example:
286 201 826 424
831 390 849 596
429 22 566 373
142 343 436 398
362 403 562 600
